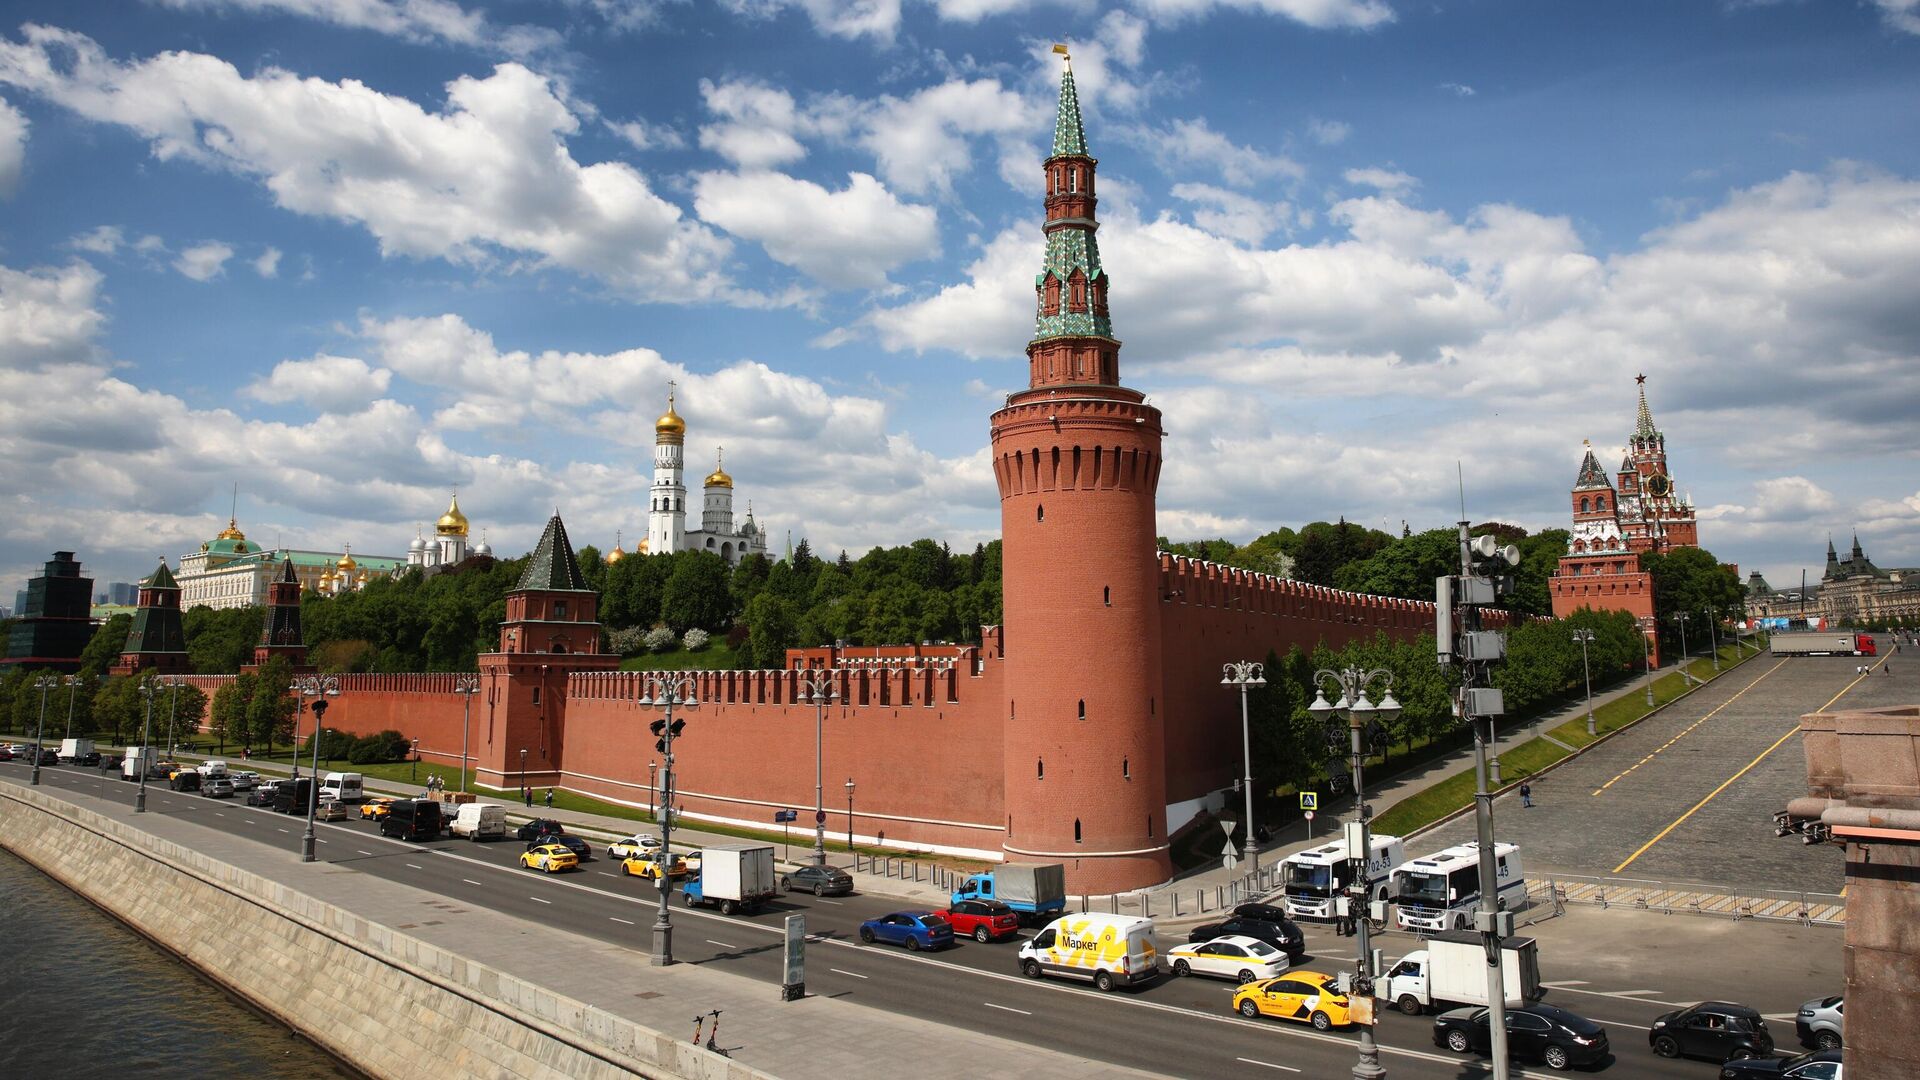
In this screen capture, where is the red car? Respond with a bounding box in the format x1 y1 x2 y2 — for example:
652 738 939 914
946 899 1021 943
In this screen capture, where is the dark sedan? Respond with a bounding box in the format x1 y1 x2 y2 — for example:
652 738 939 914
1434 1003 1610 1071
515 818 566 841
528 833 591 861
782 864 855 896
1187 915 1305 962
1651 1001 1773 1063
1718 1048 1842 1080
245 785 277 807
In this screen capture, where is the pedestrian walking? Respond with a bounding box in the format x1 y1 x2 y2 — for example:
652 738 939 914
1520 781 1533 808
523 785 532 806
544 788 554 809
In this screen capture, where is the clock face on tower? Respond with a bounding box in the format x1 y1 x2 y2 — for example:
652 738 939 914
1645 474 1672 497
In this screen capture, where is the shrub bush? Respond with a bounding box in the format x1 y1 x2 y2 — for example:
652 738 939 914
643 626 676 653
607 626 647 656
683 628 711 652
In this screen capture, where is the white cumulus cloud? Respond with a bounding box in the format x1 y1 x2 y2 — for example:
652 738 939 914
0 96 24 197
245 354 392 412
252 246 282 278
173 240 234 281
693 170 938 289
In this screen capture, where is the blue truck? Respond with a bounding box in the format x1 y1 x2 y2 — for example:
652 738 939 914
951 862 1067 924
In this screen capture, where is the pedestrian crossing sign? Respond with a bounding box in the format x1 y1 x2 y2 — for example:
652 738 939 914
1299 792 1318 810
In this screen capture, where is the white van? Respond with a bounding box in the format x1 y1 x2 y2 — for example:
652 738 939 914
318 771 366 804
197 759 230 779
450 802 506 841
1017 912 1158 992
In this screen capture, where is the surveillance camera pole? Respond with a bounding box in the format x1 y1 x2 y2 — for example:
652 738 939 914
640 672 697 966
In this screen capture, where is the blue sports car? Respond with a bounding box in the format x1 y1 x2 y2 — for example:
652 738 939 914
858 910 954 951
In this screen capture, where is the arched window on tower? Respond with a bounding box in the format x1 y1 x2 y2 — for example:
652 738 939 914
1042 275 1060 316
1074 818 1082 843
1037 759 1044 780
1597 494 1608 511
1068 271 1087 313
1580 497 1590 513
1091 276 1108 316
1069 166 1078 194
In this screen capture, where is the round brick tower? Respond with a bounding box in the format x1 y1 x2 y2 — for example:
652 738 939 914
991 50 1171 894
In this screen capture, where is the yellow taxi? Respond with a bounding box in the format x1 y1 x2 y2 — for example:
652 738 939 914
1232 970 1355 1031
520 843 578 873
360 796 397 820
622 854 689 881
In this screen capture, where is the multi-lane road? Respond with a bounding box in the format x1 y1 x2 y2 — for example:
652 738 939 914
6 758 1846 1079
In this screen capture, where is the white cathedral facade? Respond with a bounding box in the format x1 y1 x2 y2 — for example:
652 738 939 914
642 389 768 566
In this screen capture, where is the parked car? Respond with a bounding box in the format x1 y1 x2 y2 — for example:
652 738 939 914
1651 1002 1773 1063
1718 1048 1843 1079
201 777 236 799
529 833 591 861
782 864 854 896
1167 934 1290 983
1186 914 1306 962
314 798 349 821
360 797 397 820
1796 995 1843 1050
520 843 578 874
1434 1003 1610 1071
607 833 661 860
515 818 567 841
945 899 1022 943
1232 970 1352 1030
622 854 688 880
858 911 953 951
229 771 260 791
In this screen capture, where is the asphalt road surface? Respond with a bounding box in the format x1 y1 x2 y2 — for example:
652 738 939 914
1417 644 1901 896
7 760 1846 1079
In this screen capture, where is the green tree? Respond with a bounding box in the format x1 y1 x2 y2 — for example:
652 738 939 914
1333 528 1460 600
660 551 733 632
1642 545 1745 654
247 656 297 752
76 614 133 681
740 591 797 669
184 605 263 673
212 671 257 750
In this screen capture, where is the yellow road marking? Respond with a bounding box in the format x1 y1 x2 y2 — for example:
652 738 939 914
1612 657 1884 873
1592 659 1788 795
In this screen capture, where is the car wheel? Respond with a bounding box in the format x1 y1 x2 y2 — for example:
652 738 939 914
1446 1030 1471 1053
682 892 696 907
1398 994 1423 1016
1238 969 1257 985
1653 1035 1678 1058
1543 1045 1570 1070
814 884 826 897
1239 999 1261 1019
859 927 875 944
906 936 922 952
1094 970 1115 993
975 926 992 943
1310 1011 1332 1031
1728 1048 1755 1062
1815 1031 1842 1050
780 876 792 890
720 900 738 916
1022 959 1041 979
1173 960 1191 977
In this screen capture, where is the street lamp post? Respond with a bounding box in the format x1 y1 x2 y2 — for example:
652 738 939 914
845 778 856 851
411 738 420 782
164 677 183 760
136 675 159 813
519 748 528 805
62 674 88 743
1705 608 1721 672
800 668 838 866
1308 666 1401 1080
1675 612 1692 684
1642 625 1656 708
648 760 658 819
1221 661 1266 871
1572 629 1596 737
637 672 698 967
303 704 327 862
30 673 57 785
453 676 479 793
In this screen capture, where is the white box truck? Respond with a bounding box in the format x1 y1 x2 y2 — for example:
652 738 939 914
58 737 95 762
1374 930 1543 1015
449 802 506 841
122 746 159 780
1280 833 1407 920
681 844 778 915
318 772 365 803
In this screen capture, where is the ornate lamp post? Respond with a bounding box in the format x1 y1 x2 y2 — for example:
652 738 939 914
845 778 856 851
1704 607 1721 672
637 672 698 966
1571 629 1596 736
1642 622 1656 707
1308 666 1401 1080
411 737 421 782
163 676 185 759
648 759 658 819
136 675 159 812
30 673 57 785
291 675 340 778
453 675 479 793
519 748 529 804
800 668 838 866
1220 661 1266 871
62 674 89 744
1675 611 1693 683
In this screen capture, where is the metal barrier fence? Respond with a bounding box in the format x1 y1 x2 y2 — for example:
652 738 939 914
1529 873 1845 927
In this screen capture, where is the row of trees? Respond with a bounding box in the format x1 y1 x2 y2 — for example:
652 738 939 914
0 663 209 750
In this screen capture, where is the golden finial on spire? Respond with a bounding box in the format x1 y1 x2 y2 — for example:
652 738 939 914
1052 42 1070 69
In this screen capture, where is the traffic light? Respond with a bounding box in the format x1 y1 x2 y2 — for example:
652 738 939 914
650 717 686 754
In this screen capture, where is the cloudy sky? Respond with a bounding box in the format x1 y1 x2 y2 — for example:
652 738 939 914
1 0 1917 603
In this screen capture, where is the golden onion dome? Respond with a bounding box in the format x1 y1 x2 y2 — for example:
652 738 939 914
337 550 357 571
638 536 650 554
704 447 733 489
655 387 686 443
216 517 246 542
606 545 625 565
435 493 470 537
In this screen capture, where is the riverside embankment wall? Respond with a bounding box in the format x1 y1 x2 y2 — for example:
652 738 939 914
0 785 763 1080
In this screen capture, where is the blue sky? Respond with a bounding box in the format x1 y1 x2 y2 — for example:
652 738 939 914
1 0 1917 603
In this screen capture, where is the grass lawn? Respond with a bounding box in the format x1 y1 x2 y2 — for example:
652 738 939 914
619 643 739 671
1370 643 1754 837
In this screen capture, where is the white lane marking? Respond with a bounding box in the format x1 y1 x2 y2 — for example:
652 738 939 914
356 850 373 855
315 838 327 844
1541 980 1589 987
599 872 621 878
215 813 225 818
406 863 423 870
1611 989 1664 998
1236 1059 1301 1074
610 917 634 926
983 1002 1032 1016
706 939 738 950
829 968 868 979
277 828 289 834
530 896 552 905
463 879 484 886
816 899 844 905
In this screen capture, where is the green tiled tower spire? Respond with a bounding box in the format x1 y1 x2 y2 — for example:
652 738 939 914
516 513 591 592
1050 54 1087 157
1032 47 1114 349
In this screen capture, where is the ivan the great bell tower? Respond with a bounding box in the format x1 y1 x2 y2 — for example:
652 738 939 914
990 49 1172 892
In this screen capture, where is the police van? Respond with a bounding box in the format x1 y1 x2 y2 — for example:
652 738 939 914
1280 833 1407 920
1016 912 1157 992
1391 842 1524 933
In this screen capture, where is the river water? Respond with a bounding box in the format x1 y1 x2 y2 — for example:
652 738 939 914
0 848 360 1079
